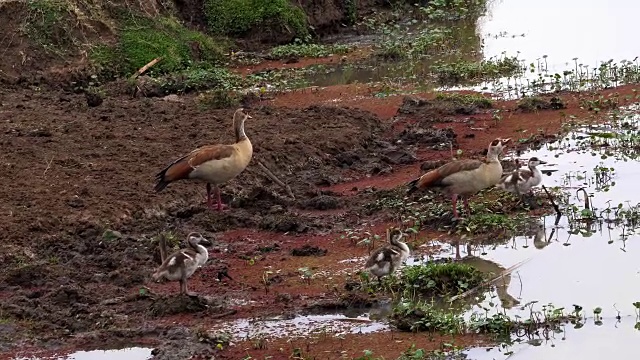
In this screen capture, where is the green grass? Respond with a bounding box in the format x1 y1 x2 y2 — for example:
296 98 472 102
204 0 308 39
90 16 226 77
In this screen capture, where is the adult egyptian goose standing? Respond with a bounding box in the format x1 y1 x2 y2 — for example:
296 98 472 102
364 228 411 282
406 138 511 219
154 108 253 211
496 157 547 197
152 232 211 296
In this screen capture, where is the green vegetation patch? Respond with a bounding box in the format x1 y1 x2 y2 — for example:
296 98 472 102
391 300 466 333
400 262 484 297
90 16 226 77
432 56 523 86
420 0 489 21
365 187 538 238
392 299 586 338
269 42 352 59
204 0 308 39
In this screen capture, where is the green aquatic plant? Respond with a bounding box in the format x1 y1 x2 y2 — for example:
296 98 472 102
432 56 523 86
269 41 352 59
400 262 485 297
391 299 466 333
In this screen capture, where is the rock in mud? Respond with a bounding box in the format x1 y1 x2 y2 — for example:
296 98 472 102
233 186 290 209
398 125 457 149
259 213 314 233
298 195 341 210
381 148 418 165
148 294 225 317
85 90 103 107
517 96 566 112
398 96 482 118
290 244 328 257
150 326 219 360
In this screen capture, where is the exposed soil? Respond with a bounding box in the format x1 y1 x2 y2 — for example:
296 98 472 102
2 37 640 358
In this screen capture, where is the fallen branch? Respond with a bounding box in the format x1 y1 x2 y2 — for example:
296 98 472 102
542 185 562 217
129 57 162 80
257 160 295 200
449 258 532 302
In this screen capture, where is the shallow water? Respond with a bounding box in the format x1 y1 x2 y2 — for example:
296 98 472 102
464 318 639 359
480 0 640 73
208 312 389 342
456 107 640 355
304 0 640 95
14 347 153 360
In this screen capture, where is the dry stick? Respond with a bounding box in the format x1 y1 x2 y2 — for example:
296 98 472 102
449 258 532 303
129 57 162 80
129 57 162 98
256 160 296 200
541 185 562 217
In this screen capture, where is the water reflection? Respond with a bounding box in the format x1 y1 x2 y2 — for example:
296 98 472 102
480 0 640 75
464 318 640 359
458 108 640 355
208 312 389 341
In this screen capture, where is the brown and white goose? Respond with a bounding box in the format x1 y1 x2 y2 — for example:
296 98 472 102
407 138 511 219
152 232 211 296
364 228 411 282
154 108 253 211
496 157 547 197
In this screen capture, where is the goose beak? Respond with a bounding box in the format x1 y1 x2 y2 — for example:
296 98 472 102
501 138 512 144
200 238 212 246
538 160 548 165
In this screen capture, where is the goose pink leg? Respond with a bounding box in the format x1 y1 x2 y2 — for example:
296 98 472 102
205 184 228 212
451 194 459 219
462 197 471 216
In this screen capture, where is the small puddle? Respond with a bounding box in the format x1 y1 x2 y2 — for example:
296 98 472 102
209 311 390 342
13 347 153 360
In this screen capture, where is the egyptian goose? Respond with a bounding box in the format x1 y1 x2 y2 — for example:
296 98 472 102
154 108 253 211
407 138 511 219
152 232 210 296
364 228 411 282
496 157 547 197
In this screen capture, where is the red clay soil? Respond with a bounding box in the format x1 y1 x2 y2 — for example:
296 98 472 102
231 47 374 76
1 79 638 359
223 332 489 359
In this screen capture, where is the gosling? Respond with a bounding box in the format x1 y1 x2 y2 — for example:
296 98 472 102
152 232 211 296
364 228 411 282
497 157 547 204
